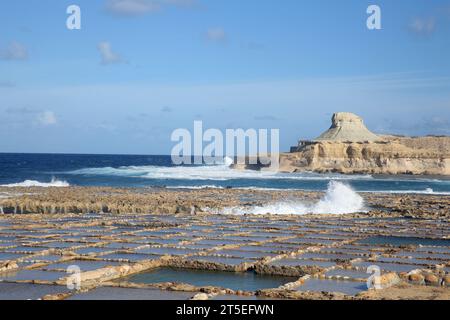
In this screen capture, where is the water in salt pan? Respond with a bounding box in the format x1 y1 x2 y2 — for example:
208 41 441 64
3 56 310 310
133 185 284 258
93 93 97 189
0 269 66 282
213 249 279 259
100 253 160 262
135 247 198 256
325 268 371 280
295 279 367 296
0 283 69 300
123 268 298 291
67 286 197 300
270 258 336 268
186 255 254 266
357 236 450 247
352 261 428 273
44 260 123 271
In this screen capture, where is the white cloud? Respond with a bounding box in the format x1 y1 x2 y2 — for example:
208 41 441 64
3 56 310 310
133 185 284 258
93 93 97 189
105 0 161 16
104 0 200 16
0 41 28 60
409 17 436 36
206 27 227 43
164 0 198 7
97 42 123 65
36 111 57 126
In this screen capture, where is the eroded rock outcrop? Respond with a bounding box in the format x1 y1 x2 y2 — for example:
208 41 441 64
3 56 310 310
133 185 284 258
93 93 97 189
280 113 450 175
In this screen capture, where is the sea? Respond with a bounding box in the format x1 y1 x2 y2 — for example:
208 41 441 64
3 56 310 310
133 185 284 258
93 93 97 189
0 153 449 194
1 153 449 215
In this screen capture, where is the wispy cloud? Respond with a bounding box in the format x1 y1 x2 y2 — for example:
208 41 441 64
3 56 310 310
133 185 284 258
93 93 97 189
3 107 57 127
0 41 28 60
105 0 161 16
104 0 200 17
36 111 57 126
206 27 227 43
164 0 199 8
97 42 123 65
409 17 436 36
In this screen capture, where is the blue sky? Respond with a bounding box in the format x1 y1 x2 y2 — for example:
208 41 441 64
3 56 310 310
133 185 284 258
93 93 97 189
0 0 449 154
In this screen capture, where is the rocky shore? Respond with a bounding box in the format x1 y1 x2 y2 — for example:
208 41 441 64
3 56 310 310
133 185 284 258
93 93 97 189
0 185 449 300
0 186 449 219
0 197 449 300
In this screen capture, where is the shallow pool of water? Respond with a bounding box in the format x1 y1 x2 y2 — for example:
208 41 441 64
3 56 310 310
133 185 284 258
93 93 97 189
100 253 160 262
270 259 335 268
0 252 25 261
325 269 371 280
122 268 298 291
67 286 197 300
0 282 69 300
135 247 197 256
296 278 367 296
213 249 279 259
186 255 254 266
0 269 66 282
357 236 450 247
43 260 123 272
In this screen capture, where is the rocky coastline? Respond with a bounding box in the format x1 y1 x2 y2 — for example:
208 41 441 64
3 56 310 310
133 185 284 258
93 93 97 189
233 113 450 176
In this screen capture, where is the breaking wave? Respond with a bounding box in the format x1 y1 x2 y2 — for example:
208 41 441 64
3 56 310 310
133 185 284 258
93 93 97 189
1 178 70 188
220 181 365 215
65 159 373 182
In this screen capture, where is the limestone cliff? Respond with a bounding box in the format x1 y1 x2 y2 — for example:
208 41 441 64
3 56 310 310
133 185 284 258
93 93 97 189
231 113 445 175
280 112 450 175
280 136 450 175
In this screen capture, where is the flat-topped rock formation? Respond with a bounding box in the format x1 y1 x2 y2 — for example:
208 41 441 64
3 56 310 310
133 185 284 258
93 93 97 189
282 112 450 175
315 112 380 142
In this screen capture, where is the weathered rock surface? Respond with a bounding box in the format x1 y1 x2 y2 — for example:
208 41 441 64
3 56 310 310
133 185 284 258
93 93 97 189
315 112 380 142
280 137 450 175
279 113 450 175
1 186 449 219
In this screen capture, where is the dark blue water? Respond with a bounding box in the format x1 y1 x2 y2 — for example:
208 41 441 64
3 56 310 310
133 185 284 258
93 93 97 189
1 153 450 194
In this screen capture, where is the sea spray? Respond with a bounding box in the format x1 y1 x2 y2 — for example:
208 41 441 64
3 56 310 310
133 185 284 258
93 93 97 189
220 181 364 215
1 178 70 188
66 163 373 181
312 180 364 214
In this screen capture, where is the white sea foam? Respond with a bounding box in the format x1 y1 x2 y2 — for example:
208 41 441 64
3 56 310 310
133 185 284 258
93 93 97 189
66 161 373 182
219 181 365 215
1 178 70 188
362 188 450 195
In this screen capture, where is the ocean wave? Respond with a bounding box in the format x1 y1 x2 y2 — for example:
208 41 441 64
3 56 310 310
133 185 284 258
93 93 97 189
65 163 374 182
1 178 70 188
218 181 365 215
362 188 450 195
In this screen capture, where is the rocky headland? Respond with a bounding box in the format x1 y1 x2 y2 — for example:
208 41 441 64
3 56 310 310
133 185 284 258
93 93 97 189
237 112 450 175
